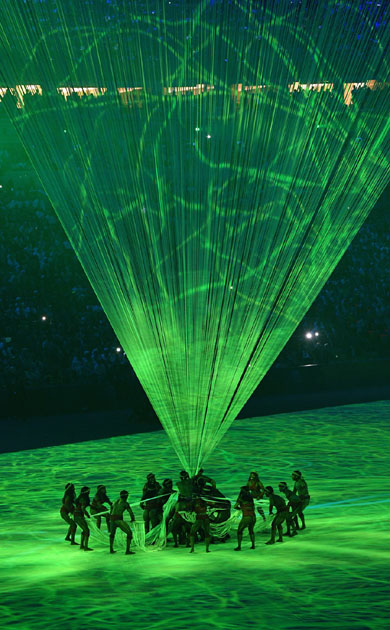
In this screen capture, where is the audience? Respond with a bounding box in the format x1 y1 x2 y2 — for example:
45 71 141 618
0 149 389 391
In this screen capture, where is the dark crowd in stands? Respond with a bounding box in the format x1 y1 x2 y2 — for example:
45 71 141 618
0 146 389 393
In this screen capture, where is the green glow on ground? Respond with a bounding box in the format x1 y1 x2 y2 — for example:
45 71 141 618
1 401 389 629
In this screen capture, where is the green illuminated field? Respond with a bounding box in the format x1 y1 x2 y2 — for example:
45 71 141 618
1 400 389 629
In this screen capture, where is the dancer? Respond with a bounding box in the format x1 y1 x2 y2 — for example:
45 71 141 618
110 490 136 555
177 470 193 501
278 482 300 536
247 471 266 521
140 473 162 533
173 472 193 547
60 482 78 545
189 489 211 553
264 486 288 545
158 478 176 508
292 470 310 529
234 486 256 551
158 479 176 535
90 485 113 532
204 483 231 542
192 469 216 492
74 486 93 551
172 500 191 548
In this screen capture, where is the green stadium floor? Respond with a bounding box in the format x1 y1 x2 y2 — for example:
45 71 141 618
1 401 389 630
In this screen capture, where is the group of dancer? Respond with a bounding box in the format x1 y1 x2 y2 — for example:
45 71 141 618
60 469 310 554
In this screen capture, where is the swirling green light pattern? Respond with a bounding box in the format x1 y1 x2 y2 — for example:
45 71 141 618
0 402 389 629
0 1 389 473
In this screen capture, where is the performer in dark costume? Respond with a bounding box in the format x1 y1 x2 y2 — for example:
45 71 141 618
60 482 78 545
278 482 300 536
172 501 191 548
264 486 288 545
196 476 231 542
173 471 193 547
292 470 310 529
247 471 266 521
110 490 136 555
177 470 193 501
192 469 216 493
234 486 256 551
74 486 93 551
140 473 162 533
157 478 176 537
158 478 176 508
90 485 113 532
189 491 211 553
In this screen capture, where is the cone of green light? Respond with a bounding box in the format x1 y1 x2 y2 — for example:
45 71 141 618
0 1 389 473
